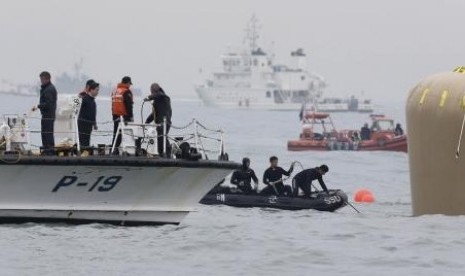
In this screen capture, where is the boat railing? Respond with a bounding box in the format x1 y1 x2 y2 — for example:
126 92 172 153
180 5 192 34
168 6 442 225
1 113 228 161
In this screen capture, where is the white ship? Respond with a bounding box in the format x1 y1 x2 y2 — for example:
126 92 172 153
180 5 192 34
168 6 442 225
195 16 326 110
0 96 238 225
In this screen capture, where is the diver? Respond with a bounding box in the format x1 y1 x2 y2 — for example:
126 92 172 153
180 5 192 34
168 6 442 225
144 83 172 157
260 156 294 196
292 165 329 197
360 123 371 140
395 123 404 136
230 157 259 194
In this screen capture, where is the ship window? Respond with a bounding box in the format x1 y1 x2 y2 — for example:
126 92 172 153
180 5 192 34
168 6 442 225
301 75 306 81
266 91 271 98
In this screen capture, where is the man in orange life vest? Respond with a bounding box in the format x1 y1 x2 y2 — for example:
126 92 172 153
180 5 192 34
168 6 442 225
111 76 134 154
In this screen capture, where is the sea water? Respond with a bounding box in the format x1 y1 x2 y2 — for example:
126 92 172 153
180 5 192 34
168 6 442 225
0 94 464 276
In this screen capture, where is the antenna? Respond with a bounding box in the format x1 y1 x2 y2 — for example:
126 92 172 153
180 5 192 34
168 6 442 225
244 14 260 53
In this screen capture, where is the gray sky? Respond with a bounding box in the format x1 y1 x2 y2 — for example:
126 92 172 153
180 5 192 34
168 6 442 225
0 0 464 101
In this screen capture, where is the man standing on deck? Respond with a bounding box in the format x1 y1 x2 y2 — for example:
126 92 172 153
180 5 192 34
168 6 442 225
32 71 57 155
230 157 259 194
260 156 294 196
111 76 134 154
144 83 172 157
78 82 99 147
292 165 329 197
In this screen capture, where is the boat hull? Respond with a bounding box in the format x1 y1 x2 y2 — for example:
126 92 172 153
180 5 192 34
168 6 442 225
0 156 239 225
287 136 408 153
200 190 348 212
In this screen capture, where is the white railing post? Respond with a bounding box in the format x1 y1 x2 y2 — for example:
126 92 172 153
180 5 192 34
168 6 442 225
193 118 199 151
163 116 167 156
75 113 80 153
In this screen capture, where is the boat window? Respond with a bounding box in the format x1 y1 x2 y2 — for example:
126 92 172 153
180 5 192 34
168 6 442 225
266 91 271 98
301 75 306 81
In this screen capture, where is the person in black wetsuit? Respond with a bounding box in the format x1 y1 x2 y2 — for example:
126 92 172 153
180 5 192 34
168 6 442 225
260 156 294 196
292 164 329 197
230 157 259 194
145 83 172 157
78 82 99 147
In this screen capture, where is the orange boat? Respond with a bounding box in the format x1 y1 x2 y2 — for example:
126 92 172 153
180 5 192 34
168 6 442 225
287 113 407 152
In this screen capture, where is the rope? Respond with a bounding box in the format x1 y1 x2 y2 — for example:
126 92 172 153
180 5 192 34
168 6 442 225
456 110 465 159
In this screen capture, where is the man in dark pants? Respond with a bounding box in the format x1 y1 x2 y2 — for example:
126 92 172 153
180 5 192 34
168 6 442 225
33 71 57 155
111 76 134 154
230 157 259 194
78 82 99 147
145 83 172 157
260 156 294 196
292 165 329 197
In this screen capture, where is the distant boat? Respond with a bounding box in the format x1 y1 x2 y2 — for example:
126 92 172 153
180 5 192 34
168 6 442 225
288 112 407 152
54 60 143 97
195 15 373 111
0 59 142 97
195 15 326 110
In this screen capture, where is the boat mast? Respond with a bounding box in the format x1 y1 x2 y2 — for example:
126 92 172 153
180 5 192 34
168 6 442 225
245 14 260 53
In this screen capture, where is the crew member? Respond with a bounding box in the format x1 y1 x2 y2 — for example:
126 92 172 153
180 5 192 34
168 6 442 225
111 76 134 154
230 157 259 194
260 156 294 196
360 123 371 140
145 83 172 157
33 71 57 155
395 123 404 136
78 79 95 98
292 165 329 197
78 82 99 147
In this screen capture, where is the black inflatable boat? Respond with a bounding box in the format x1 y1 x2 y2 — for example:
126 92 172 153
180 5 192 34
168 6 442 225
200 189 348 212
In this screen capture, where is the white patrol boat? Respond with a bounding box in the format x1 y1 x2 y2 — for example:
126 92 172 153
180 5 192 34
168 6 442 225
195 15 326 110
0 96 239 226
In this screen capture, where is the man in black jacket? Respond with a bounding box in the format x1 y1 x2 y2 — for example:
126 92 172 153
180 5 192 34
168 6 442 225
230 157 259 194
78 82 99 147
292 165 329 197
33 71 57 155
145 83 172 157
260 156 294 196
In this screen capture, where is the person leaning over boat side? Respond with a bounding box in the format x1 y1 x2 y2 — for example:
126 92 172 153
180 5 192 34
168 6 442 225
78 79 95 98
32 71 57 155
144 83 172 157
360 123 371 140
111 76 134 154
230 157 259 194
260 156 294 196
78 82 99 147
292 165 329 197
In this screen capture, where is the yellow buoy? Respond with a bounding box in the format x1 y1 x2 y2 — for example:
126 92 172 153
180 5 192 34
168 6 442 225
406 67 465 215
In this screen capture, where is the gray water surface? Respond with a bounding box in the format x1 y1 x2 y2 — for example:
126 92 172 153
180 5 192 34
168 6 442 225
1 95 463 276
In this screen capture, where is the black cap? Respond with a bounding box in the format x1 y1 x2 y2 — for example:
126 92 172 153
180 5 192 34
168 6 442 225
122 76 132 85
86 79 96 87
